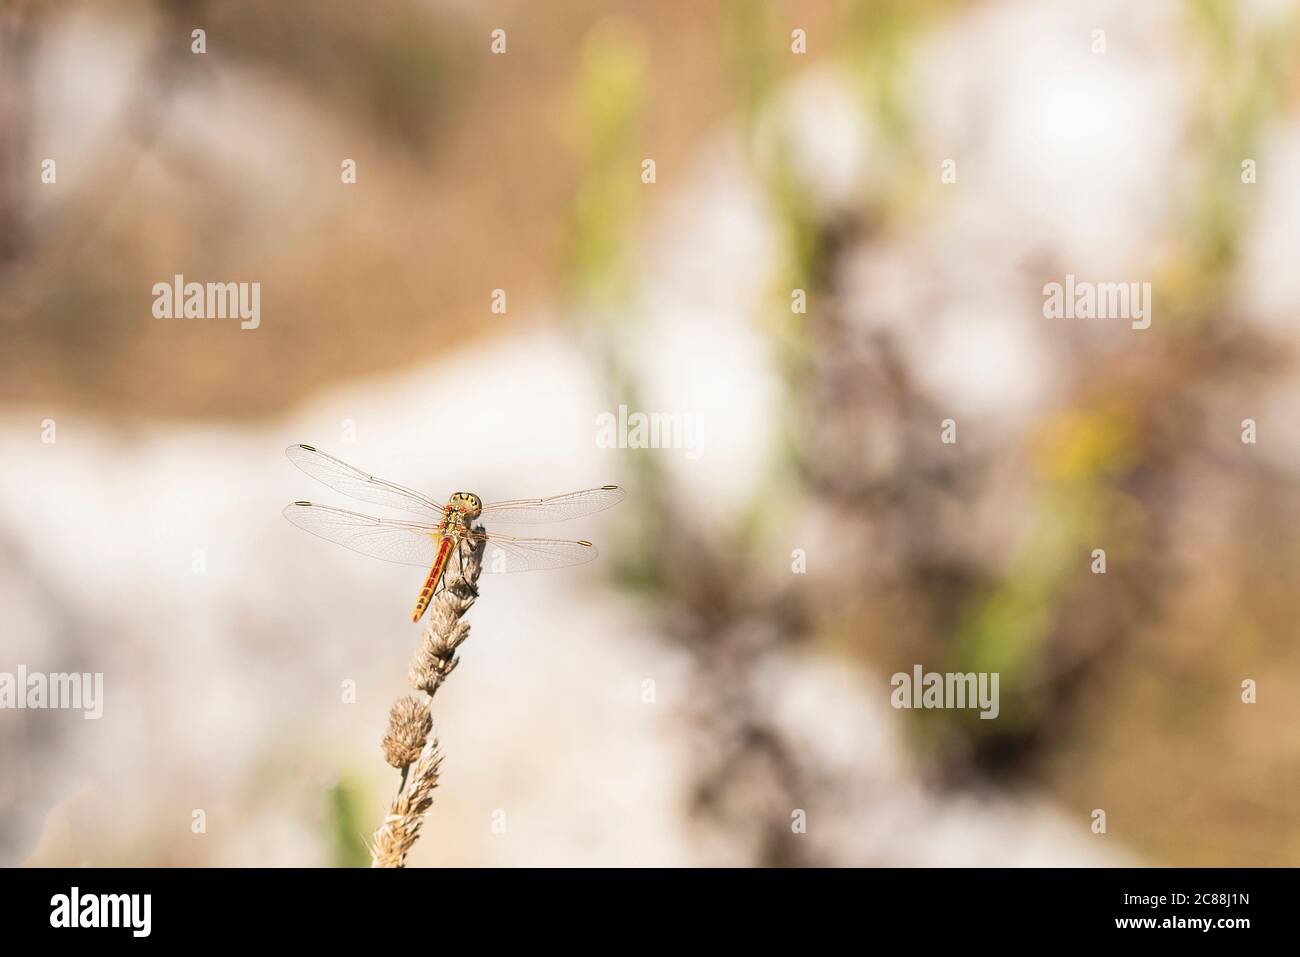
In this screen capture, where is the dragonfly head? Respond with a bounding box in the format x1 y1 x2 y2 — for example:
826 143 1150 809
450 492 482 520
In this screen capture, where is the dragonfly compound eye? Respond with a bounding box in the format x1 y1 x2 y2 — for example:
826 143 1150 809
452 492 483 519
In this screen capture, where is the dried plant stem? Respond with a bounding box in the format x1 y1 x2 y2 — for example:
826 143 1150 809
369 536 484 868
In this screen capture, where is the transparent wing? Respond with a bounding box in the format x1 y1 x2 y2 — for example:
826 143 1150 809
478 486 625 525
468 530 599 573
283 502 442 566
285 445 444 519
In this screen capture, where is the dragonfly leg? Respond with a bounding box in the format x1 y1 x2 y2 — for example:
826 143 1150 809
447 537 481 600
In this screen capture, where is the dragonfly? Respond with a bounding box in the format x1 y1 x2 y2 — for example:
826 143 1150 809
282 444 625 623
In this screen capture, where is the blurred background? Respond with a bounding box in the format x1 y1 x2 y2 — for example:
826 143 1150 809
2 0 1298 866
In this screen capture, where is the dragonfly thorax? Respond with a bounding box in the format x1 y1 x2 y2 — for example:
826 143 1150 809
449 492 482 520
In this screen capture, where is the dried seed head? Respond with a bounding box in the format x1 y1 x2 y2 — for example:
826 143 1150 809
409 616 468 694
372 534 487 866
382 695 432 769
371 744 443 868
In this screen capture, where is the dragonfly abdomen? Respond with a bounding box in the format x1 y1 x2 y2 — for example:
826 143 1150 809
412 535 454 623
